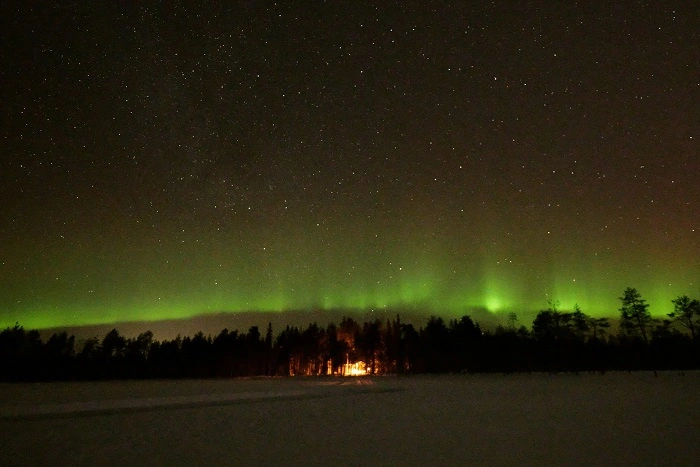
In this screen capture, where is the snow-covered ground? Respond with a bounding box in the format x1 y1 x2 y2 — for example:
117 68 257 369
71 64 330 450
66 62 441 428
1 372 698 466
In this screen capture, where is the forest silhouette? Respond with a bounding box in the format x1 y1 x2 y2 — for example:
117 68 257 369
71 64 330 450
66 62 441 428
1 288 698 381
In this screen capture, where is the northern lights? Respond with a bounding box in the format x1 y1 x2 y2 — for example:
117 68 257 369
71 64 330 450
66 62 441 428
1 2 698 331
3 218 697 330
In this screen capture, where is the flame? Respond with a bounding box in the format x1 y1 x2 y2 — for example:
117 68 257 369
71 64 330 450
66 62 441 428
343 361 368 376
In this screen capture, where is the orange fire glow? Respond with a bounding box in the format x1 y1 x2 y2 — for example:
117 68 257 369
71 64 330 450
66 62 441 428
342 360 368 376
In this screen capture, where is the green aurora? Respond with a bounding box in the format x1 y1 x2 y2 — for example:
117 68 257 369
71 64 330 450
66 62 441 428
3 222 697 330
1 2 698 331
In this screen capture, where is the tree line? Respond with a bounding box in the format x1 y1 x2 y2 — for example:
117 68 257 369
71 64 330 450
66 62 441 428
1 288 698 381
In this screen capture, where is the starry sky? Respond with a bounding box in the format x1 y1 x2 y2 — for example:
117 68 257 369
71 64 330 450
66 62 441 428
1 1 698 331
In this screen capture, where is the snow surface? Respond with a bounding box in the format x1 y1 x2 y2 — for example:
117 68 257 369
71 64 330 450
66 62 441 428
1 372 698 466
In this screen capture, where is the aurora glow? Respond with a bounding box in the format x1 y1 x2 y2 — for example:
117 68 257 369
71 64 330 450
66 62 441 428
1 2 698 331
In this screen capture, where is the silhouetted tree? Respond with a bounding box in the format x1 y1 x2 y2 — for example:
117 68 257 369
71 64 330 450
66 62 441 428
506 312 519 332
0 324 42 380
357 319 382 374
149 335 182 378
379 316 401 374
450 315 483 372
337 316 361 370
78 337 100 359
669 295 700 340
244 326 267 375
400 322 420 373
212 328 240 377
421 317 450 372
532 303 572 342
101 329 127 359
571 304 590 340
619 288 653 345
300 323 324 375
325 323 348 374
181 331 213 377
532 301 581 372
275 325 303 375
588 317 610 341
338 317 360 352
44 332 76 379
263 322 274 374
265 322 273 350
7 293 700 382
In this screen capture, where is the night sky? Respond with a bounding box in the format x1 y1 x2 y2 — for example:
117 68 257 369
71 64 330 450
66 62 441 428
1 1 698 331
